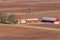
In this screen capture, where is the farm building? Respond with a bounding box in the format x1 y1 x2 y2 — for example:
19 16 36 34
16 18 27 24
41 17 59 24
26 18 39 23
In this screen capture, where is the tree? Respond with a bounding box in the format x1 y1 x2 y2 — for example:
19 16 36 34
0 13 7 23
8 14 17 23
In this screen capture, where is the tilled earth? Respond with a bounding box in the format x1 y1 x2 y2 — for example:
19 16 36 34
0 2 60 40
0 25 60 40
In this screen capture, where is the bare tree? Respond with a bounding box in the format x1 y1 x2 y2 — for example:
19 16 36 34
8 14 17 23
27 8 31 13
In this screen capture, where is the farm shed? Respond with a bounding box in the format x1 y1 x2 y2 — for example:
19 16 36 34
41 17 59 24
26 18 39 23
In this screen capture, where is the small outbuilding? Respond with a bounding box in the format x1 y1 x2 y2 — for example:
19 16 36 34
16 18 27 24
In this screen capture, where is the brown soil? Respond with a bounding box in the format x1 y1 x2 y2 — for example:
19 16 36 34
0 2 60 40
0 2 60 13
0 25 60 40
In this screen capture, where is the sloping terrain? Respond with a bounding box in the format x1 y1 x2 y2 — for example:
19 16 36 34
0 25 60 40
0 2 60 13
0 1 60 40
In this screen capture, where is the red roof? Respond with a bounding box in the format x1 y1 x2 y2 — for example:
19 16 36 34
54 18 59 22
17 18 26 20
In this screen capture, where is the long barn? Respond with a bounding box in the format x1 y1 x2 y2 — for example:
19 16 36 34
41 17 59 24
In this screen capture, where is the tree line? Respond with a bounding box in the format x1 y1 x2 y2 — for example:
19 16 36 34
0 13 18 24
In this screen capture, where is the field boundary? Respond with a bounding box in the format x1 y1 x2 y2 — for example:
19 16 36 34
0 24 60 31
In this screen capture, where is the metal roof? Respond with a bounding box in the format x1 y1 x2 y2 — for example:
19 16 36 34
41 17 57 21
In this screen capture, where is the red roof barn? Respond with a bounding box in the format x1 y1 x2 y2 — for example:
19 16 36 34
26 18 39 23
